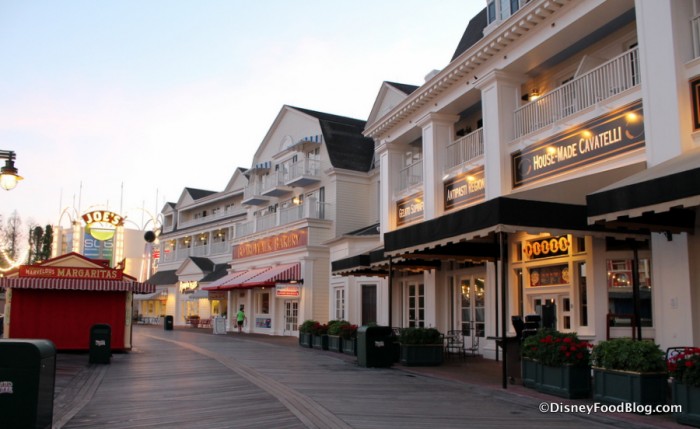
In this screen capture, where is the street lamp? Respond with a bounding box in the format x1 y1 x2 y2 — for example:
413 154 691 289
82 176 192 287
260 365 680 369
0 150 23 191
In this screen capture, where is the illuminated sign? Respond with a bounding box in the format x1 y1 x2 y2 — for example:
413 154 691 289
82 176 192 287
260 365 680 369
82 210 125 241
275 285 301 298
19 265 123 280
529 264 570 287
232 228 308 259
522 236 570 260
444 166 485 211
512 100 644 187
180 281 198 294
396 192 424 226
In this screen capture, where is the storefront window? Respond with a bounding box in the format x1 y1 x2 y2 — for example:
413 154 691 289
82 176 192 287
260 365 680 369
577 262 588 327
257 292 270 315
607 258 652 326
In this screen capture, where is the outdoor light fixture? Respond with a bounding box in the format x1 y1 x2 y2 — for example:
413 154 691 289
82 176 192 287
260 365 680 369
0 150 23 191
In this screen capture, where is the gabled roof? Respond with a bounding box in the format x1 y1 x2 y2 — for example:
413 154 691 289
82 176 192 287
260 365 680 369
385 82 419 95
147 269 178 285
291 106 375 172
201 263 230 283
185 187 217 200
188 257 214 273
451 7 487 61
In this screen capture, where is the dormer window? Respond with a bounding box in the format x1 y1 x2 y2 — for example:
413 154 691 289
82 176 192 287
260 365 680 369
487 0 524 24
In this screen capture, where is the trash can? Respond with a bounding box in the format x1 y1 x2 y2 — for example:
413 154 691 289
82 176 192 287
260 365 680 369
89 324 112 364
0 339 56 429
164 315 174 331
357 325 393 368
497 336 521 382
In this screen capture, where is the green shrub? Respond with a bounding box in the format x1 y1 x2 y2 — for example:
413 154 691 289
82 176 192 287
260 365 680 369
327 320 350 336
299 320 318 334
398 327 442 345
591 338 665 373
521 328 592 367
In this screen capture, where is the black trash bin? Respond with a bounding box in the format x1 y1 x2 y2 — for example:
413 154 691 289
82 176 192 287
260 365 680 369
164 315 174 331
0 339 56 429
89 324 112 364
357 326 393 368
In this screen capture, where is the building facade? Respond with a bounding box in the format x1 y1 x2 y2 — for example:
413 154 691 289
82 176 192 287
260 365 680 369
333 0 699 359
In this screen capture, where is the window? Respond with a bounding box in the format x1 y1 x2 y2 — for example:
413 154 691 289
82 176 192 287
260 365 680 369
577 262 588 327
488 0 521 24
607 258 652 326
361 284 377 325
257 292 270 315
407 283 425 327
334 287 345 320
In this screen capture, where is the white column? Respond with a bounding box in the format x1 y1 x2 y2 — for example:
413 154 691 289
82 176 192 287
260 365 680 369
416 113 459 220
635 0 694 164
475 70 522 199
376 141 403 239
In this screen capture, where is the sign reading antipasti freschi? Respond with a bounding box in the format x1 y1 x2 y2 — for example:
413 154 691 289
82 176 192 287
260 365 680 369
512 100 644 187
444 166 485 211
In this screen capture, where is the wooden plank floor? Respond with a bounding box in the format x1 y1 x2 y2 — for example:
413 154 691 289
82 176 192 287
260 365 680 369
56 326 679 429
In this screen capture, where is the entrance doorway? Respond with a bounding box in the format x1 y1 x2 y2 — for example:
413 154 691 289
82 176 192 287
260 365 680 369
361 284 377 325
530 294 572 331
405 282 425 327
460 275 485 353
284 300 299 335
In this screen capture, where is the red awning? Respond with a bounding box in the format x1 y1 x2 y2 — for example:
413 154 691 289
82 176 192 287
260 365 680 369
202 263 301 290
244 263 301 286
0 277 156 293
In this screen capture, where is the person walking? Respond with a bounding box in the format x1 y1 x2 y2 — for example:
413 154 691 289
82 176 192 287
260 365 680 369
236 305 246 333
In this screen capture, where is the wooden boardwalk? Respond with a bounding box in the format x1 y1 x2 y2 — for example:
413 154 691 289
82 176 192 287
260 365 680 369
52 326 681 429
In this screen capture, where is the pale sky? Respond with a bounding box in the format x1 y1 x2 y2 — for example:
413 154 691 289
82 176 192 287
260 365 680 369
1 0 484 231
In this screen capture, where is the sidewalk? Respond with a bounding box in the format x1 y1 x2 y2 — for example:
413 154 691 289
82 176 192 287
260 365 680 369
51 325 683 428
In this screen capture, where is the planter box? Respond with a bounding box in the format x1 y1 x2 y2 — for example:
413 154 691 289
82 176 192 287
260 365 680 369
299 332 313 348
312 334 329 351
399 344 443 366
672 381 700 427
328 335 342 352
593 368 668 407
522 359 591 399
342 338 357 356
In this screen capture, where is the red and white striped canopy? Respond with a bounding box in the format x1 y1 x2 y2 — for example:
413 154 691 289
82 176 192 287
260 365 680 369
0 277 156 294
202 263 301 291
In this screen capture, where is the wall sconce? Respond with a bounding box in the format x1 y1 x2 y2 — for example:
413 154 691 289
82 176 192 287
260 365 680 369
521 89 540 102
0 150 23 191
292 196 302 205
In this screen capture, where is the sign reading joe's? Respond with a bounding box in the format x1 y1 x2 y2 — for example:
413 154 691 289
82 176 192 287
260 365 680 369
512 100 644 187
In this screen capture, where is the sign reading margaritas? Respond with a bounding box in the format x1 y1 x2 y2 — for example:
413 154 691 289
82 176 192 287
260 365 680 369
512 100 644 187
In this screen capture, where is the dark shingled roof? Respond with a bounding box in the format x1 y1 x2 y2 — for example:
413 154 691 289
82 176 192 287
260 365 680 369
201 264 230 283
451 7 487 62
189 257 214 273
385 82 419 95
291 106 375 172
346 223 380 236
185 187 217 200
147 269 178 285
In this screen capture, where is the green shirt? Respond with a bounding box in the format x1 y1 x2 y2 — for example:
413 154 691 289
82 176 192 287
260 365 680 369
236 310 245 322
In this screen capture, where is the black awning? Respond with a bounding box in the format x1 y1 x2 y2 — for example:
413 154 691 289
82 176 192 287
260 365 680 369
332 253 371 273
384 197 606 256
587 149 700 233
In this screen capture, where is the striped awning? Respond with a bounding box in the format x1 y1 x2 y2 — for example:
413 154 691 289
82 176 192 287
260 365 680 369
0 277 156 293
201 263 301 291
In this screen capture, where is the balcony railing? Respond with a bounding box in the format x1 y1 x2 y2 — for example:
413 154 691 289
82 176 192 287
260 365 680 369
178 206 246 229
286 158 322 186
444 128 484 171
233 201 331 239
514 47 640 138
693 15 700 59
397 160 423 193
159 239 231 263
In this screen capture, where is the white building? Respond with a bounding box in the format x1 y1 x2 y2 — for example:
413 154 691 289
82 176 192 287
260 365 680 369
334 0 700 361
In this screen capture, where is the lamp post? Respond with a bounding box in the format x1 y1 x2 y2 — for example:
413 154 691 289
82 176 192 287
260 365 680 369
0 150 23 191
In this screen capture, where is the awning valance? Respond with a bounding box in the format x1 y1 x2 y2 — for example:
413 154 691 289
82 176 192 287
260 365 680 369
587 148 700 233
133 290 168 301
0 277 156 293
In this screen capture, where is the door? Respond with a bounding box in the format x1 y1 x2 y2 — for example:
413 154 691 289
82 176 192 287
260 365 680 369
361 284 377 326
406 282 425 327
460 275 485 352
284 300 299 335
530 294 571 331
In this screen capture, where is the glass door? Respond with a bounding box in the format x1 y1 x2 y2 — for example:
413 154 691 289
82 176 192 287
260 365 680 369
406 282 425 327
284 300 299 335
460 275 485 352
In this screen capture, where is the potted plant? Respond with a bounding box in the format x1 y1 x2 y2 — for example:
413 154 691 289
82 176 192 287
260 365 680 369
310 322 329 350
668 347 700 427
591 338 667 408
398 327 444 366
298 319 317 348
339 323 358 356
521 328 592 399
327 320 349 352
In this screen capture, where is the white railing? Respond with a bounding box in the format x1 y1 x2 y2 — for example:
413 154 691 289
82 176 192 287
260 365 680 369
397 160 423 193
514 47 640 138
444 128 484 171
693 15 700 59
209 240 230 255
287 158 321 182
232 201 332 239
243 180 264 200
178 206 245 229
261 170 287 194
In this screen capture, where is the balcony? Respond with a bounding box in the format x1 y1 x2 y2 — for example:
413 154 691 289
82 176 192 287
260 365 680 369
396 160 423 194
242 181 269 206
285 158 322 187
177 206 246 229
514 47 640 138
261 171 293 197
159 239 232 263
233 201 331 239
444 128 484 172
